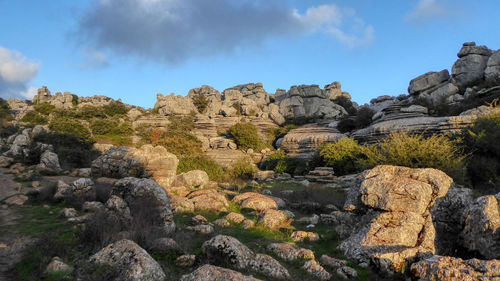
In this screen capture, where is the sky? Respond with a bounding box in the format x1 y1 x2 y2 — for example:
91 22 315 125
0 0 499 108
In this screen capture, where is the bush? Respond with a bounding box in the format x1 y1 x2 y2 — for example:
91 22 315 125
102 101 129 116
192 93 209 113
33 132 100 169
363 132 465 179
49 117 91 140
90 119 117 135
135 124 155 144
332 96 357 115
320 138 366 175
76 105 106 120
267 124 297 147
336 118 356 133
230 122 262 151
260 150 304 174
230 157 257 179
155 135 203 157
0 124 18 138
178 155 228 182
71 94 78 106
22 111 48 125
34 103 56 115
336 106 375 133
168 115 195 132
0 98 13 121
458 108 500 187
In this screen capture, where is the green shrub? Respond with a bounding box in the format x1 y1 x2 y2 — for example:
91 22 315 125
77 105 106 120
336 118 356 133
192 93 209 113
34 132 100 169
230 122 262 151
458 109 500 187
260 150 303 174
178 155 228 182
0 98 12 121
363 132 465 179
320 138 366 175
267 124 297 147
332 96 357 115
355 106 375 129
156 136 202 157
33 103 56 115
49 117 91 140
230 157 257 179
102 101 128 116
22 111 48 125
91 119 117 135
168 115 195 132
71 94 78 106
135 124 155 144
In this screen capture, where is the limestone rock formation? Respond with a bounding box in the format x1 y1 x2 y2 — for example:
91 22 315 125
89 239 166 281
202 235 290 279
174 170 210 188
337 165 453 274
461 194 500 259
411 255 500 281
111 177 175 235
485 49 500 85
266 243 314 262
408 70 450 96
277 125 346 158
232 192 278 212
452 42 493 90
154 93 198 115
180 264 261 281
187 189 229 212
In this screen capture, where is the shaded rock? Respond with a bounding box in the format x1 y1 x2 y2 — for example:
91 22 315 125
266 243 314 261
187 224 214 235
61 208 77 218
411 255 500 281
0 156 13 168
53 180 71 202
254 170 274 181
82 201 105 213
37 150 61 174
170 196 195 213
452 50 491 89
72 178 96 201
89 239 166 281
180 264 261 281
112 177 175 235
191 214 208 225
214 219 230 228
461 195 500 259
242 219 255 229
45 256 73 275
175 254 196 268
151 237 181 254
485 49 500 85
302 260 331 281
202 235 290 279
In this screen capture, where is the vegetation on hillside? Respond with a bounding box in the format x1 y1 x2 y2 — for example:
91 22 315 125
229 122 262 151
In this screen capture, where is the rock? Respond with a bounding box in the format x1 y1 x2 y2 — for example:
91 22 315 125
302 260 331 281
150 237 181 254
408 70 450 96
452 51 491 89
37 150 61 174
259 209 291 230
485 49 500 85
461 195 500 259
174 170 209 188
75 168 91 178
242 219 255 229
214 219 230 228
226 212 245 224
426 82 460 105
188 189 229 212
180 264 261 281
61 208 77 218
457 42 493 58
170 196 195 213
91 145 178 187
400 105 428 114
72 178 96 201
232 192 278 212
187 224 214 235
89 239 166 281
191 214 208 225
175 254 196 268
105 195 133 225
202 235 290 279
0 156 13 168
290 231 320 242
53 180 72 201
45 257 73 275
112 177 175 235
411 255 500 281
82 201 105 213
266 243 314 261
154 93 198 115
305 167 336 183
297 214 320 225
338 165 453 274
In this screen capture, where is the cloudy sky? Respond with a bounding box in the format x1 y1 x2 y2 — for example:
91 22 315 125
0 0 499 107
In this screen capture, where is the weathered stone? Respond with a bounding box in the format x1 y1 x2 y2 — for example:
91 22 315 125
485 49 500 85
259 209 291 230
45 257 73 275
170 195 195 213
290 231 320 242
302 260 331 281
411 255 500 281
89 239 166 281
266 243 314 261
232 192 277 212
408 70 450 96
174 170 209 188
82 201 105 213
452 54 490 89
226 212 245 224
154 93 198 115
187 224 214 235
180 264 261 281
461 195 500 259
188 189 229 212
175 254 196 268
150 237 181 254
214 219 230 228
202 235 290 279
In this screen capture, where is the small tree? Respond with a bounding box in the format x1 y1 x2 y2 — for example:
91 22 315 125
230 122 261 151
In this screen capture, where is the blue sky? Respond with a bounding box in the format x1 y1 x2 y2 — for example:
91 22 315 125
0 0 499 108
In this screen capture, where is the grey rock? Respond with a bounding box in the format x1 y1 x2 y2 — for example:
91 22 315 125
485 49 500 85
180 264 261 281
408 70 450 96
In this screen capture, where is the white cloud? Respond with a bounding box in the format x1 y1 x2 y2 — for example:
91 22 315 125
0 46 40 99
20 86 38 99
81 48 109 69
77 0 375 63
405 0 451 22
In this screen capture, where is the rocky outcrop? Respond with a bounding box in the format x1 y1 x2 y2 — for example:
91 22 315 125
278 125 346 158
91 145 178 187
485 49 500 85
111 177 175 235
202 235 290 279
180 264 261 281
337 165 453 274
461 194 500 259
411 255 500 281
89 239 166 281
155 93 198 115
408 70 450 96
174 170 210 188
452 42 493 90
33 87 74 109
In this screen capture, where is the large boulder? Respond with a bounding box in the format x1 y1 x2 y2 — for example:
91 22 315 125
89 239 166 281
154 93 198 115
452 42 493 89
338 165 453 274
180 264 261 281
174 170 209 188
232 192 278 212
91 145 178 187
111 177 175 235
411 255 500 281
485 49 500 85
461 194 500 259
36 150 61 174
187 189 230 212
202 235 290 279
408 70 450 96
